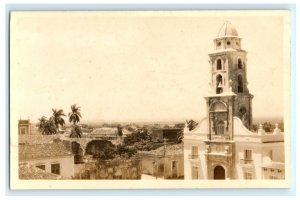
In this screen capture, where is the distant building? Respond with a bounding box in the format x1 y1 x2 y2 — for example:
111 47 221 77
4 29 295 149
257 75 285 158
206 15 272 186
19 142 74 179
151 128 182 143
183 21 285 180
18 119 30 135
88 127 121 140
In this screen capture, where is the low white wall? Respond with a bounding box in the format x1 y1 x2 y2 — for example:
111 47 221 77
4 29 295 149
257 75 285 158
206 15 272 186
23 156 74 179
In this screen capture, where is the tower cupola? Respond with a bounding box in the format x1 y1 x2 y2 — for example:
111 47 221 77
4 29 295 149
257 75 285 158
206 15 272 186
206 21 253 130
214 21 242 50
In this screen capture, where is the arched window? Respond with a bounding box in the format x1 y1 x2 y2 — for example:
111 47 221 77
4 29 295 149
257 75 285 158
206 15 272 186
238 75 243 93
238 59 243 69
216 75 223 94
212 102 227 112
216 121 225 135
217 59 222 70
239 107 246 116
216 75 222 85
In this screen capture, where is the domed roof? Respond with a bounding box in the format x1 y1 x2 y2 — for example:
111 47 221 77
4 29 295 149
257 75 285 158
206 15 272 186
217 21 239 37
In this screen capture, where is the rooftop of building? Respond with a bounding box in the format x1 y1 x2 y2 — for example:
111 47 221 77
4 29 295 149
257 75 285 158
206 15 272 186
19 141 72 161
18 128 62 145
19 163 61 180
87 127 124 138
18 119 30 125
139 143 183 156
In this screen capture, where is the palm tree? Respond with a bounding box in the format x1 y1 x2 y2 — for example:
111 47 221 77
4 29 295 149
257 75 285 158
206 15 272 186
44 119 57 135
50 109 66 132
68 104 82 125
38 116 47 134
69 125 83 138
38 116 56 135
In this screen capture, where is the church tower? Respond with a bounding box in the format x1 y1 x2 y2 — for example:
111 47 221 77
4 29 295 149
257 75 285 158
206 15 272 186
206 21 253 137
203 21 254 179
184 21 284 181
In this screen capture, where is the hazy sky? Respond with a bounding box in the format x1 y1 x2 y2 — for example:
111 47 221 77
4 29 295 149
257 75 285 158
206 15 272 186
10 11 289 123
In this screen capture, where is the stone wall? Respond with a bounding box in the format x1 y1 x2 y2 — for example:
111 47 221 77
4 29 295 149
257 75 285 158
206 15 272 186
74 157 142 179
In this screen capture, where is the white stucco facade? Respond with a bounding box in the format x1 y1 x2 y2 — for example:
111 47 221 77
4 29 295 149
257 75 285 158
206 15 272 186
183 21 285 180
184 117 285 180
20 155 74 179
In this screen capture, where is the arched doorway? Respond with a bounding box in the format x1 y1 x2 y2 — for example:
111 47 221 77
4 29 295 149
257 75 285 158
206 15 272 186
214 165 225 180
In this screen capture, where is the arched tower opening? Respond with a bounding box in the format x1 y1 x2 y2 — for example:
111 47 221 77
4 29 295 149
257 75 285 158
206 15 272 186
238 58 243 69
216 74 223 94
238 75 243 93
217 59 222 70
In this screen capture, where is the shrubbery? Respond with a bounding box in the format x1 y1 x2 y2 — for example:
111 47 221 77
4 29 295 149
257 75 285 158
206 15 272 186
123 129 156 151
86 140 138 160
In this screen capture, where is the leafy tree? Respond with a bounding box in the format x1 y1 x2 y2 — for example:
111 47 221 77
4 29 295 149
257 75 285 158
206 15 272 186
116 145 137 158
123 129 158 151
68 104 82 125
262 122 273 132
50 108 66 132
86 140 116 160
123 129 151 146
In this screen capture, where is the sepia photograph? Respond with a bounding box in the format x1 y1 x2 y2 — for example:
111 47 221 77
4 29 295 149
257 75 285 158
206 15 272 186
9 10 291 189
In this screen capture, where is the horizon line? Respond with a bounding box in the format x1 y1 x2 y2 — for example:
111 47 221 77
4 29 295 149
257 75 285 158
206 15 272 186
26 116 284 124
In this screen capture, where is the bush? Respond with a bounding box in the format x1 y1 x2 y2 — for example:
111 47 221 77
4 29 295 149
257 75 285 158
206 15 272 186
93 145 116 160
116 145 137 158
123 129 151 145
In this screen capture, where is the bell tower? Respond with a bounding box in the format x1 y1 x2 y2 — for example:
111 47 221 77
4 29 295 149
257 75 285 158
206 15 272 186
204 22 254 179
206 21 253 133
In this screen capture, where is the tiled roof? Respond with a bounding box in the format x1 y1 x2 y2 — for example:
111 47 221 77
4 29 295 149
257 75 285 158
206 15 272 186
19 163 60 180
19 142 72 160
140 144 183 156
19 134 61 145
90 127 119 137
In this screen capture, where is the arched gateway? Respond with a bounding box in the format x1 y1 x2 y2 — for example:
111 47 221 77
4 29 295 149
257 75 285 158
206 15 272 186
214 165 225 180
